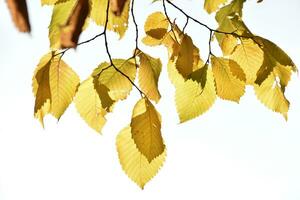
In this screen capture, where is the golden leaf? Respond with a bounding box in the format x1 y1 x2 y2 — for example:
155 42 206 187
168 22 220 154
49 56 80 119
33 53 52 127
130 98 165 162
74 77 107 132
230 39 264 84
142 12 169 46
138 51 162 103
254 36 297 85
168 60 216 122
116 126 166 189
33 53 79 125
211 57 246 102
90 0 130 38
93 59 137 101
254 72 290 119
175 34 194 78
204 0 228 14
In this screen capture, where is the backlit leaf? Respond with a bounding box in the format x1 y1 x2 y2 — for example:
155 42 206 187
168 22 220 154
138 51 162 103
254 72 290 119
169 61 216 122
116 126 166 189
230 39 264 84
211 57 245 102
93 59 137 101
204 0 228 14
130 98 165 162
49 56 80 119
33 53 79 125
74 77 107 132
90 0 130 38
175 34 194 78
142 12 169 46
33 53 52 127
255 36 297 85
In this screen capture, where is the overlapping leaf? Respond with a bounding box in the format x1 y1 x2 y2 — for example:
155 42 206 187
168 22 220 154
130 98 165 162
116 126 166 189
33 52 79 125
48 0 77 49
204 0 228 14
173 65 217 122
60 0 90 48
137 51 162 103
74 77 107 132
254 70 290 119
211 56 246 102
92 59 137 101
230 39 264 83
142 12 169 46
90 0 130 38
254 36 296 85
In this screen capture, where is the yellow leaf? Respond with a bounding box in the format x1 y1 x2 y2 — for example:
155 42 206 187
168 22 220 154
130 98 165 162
211 57 245 102
49 0 77 49
254 72 290 119
138 51 162 103
33 53 79 125
254 36 297 85
142 12 169 46
90 0 129 38
60 0 90 48
49 56 80 119
33 54 52 127
175 34 194 78
116 126 166 189
172 64 217 123
215 0 247 55
74 77 107 132
6 0 31 32
94 59 137 101
204 0 228 14
41 0 59 5
230 39 264 84
219 34 237 56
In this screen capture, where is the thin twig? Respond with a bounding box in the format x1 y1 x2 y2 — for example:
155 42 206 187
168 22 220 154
103 0 145 97
53 32 105 57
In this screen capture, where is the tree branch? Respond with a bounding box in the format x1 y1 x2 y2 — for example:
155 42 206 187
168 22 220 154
103 0 145 97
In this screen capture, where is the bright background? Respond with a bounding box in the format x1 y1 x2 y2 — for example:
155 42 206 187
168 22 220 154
0 0 300 200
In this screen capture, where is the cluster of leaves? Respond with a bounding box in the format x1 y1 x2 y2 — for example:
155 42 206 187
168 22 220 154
5 0 297 188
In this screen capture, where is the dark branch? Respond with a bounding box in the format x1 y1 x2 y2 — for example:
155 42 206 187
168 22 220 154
103 0 145 97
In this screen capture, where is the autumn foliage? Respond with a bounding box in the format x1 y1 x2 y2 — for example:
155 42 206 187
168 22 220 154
4 0 297 188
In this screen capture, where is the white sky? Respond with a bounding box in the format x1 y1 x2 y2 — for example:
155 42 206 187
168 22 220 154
0 0 300 200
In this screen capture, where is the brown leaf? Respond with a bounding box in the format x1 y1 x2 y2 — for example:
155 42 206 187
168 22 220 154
110 0 127 16
60 0 89 48
6 0 31 32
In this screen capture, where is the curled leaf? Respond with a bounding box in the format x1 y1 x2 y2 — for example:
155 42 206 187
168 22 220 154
6 0 31 32
60 0 90 48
